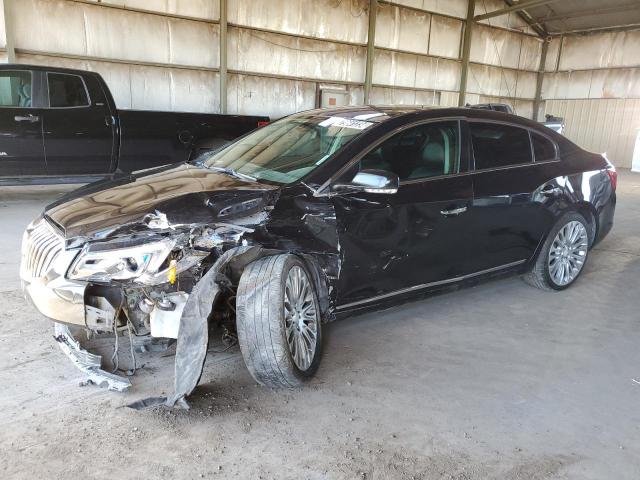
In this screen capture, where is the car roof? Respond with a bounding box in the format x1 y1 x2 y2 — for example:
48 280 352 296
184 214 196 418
296 105 435 122
294 105 548 132
0 63 100 76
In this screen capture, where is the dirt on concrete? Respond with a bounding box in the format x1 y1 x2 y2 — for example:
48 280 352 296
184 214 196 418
1 173 639 479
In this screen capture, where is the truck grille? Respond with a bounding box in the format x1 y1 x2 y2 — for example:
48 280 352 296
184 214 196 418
21 220 64 279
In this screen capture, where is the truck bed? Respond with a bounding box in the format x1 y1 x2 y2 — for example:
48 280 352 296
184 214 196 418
117 110 268 172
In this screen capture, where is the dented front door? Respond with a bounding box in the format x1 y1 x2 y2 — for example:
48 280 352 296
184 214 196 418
332 174 473 308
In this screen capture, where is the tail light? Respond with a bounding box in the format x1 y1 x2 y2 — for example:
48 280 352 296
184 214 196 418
606 168 617 191
257 121 269 127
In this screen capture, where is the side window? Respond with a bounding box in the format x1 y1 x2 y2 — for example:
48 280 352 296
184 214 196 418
360 121 460 181
470 122 532 170
47 73 90 108
0 71 32 108
531 132 556 162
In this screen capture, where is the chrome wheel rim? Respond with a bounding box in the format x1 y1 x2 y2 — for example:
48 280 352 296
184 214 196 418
284 266 318 371
548 220 588 286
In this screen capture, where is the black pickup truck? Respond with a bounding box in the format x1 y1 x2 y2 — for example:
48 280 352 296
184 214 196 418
0 64 268 184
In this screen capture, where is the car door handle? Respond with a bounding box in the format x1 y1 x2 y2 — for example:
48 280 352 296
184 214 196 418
14 114 40 123
541 184 561 196
440 206 467 216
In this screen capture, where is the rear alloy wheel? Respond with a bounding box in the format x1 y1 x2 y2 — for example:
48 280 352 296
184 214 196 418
524 212 590 291
236 254 322 387
547 220 589 286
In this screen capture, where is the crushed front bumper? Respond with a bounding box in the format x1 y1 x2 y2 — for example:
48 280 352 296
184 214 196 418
20 219 86 327
53 323 131 391
22 277 86 326
20 218 248 407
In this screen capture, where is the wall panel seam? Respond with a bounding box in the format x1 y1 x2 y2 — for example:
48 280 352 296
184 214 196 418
228 23 368 48
65 0 220 25
15 49 221 72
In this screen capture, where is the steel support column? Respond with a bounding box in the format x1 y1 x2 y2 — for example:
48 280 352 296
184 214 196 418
219 0 228 114
363 0 377 104
458 0 475 107
532 38 549 121
3 0 16 63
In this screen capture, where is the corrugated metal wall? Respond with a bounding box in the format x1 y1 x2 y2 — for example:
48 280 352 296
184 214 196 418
544 99 640 169
4 0 222 112
370 0 542 114
541 29 640 168
4 1 638 166
0 0 544 119
468 0 541 117
226 0 368 117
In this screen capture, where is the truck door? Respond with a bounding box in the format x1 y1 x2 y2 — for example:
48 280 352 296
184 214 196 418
0 69 46 176
42 72 115 175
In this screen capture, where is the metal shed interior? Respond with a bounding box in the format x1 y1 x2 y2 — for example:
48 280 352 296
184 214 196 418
0 0 639 168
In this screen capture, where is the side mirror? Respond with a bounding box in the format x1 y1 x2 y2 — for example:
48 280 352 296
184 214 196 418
333 169 399 194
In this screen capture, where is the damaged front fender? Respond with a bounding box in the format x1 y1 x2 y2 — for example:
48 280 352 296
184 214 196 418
165 246 250 408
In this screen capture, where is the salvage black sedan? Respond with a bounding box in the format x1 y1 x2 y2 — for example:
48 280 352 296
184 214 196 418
21 106 616 405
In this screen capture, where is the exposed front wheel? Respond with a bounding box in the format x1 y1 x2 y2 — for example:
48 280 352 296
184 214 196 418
236 254 322 387
524 212 590 291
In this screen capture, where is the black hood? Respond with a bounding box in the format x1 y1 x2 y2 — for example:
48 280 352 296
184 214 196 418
45 163 280 240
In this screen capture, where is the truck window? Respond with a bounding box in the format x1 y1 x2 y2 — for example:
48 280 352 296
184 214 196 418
0 71 32 108
491 105 511 113
47 73 90 108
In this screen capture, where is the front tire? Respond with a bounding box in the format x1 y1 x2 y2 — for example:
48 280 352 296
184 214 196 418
236 254 322 387
524 212 590 291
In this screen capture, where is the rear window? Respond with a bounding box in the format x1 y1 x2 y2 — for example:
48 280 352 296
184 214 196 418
532 132 556 162
0 71 32 107
491 105 511 113
470 122 532 170
48 73 90 108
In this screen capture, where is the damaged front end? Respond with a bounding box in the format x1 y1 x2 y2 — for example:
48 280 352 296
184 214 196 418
20 111 361 406
21 209 270 407
21 175 340 408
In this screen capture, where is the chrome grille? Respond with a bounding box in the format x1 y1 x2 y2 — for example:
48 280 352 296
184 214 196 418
21 220 64 279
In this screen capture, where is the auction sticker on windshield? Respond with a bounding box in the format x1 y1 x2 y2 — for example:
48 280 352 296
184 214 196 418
318 116 374 130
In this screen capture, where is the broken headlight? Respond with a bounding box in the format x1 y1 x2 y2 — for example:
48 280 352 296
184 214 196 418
67 238 176 283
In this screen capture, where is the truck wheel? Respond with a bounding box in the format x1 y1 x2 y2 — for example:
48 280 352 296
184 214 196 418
523 212 590 291
236 254 322 387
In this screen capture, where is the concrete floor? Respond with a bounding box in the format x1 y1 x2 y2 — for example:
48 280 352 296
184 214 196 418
1 172 639 479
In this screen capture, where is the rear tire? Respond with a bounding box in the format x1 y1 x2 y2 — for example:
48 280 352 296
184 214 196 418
524 212 590 291
236 254 322 388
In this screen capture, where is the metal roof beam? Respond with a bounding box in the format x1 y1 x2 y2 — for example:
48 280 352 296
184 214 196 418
529 3 640 28
475 0 559 22
504 0 548 38
551 22 640 36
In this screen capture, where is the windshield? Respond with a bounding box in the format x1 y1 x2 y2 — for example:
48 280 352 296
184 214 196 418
200 114 374 184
